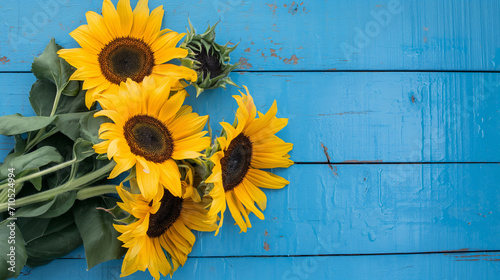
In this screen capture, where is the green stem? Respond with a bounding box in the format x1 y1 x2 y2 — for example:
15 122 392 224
24 127 59 152
49 87 64 117
76 185 117 200
0 161 115 212
25 128 45 152
0 159 76 191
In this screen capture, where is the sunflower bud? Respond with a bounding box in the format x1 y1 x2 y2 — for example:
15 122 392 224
180 20 240 97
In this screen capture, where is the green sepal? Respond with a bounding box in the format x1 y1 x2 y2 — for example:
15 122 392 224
180 20 240 96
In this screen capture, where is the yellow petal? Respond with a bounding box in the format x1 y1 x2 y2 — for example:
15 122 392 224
131 0 150 37
154 47 188 64
246 168 290 189
142 5 164 45
102 0 121 38
85 11 113 45
117 0 133 35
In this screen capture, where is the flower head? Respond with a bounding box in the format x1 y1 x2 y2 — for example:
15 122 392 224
205 86 293 234
114 176 216 279
93 77 210 201
58 0 197 108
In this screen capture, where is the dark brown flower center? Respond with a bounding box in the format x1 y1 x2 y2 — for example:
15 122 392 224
146 190 183 238
221 133 252 191
193 44 223 79
123 115 173 163
98 37 155 84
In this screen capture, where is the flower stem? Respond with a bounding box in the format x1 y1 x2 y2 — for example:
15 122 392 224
49 87 64 117
0 161 115 212
76 184 117 200
0 159 77 191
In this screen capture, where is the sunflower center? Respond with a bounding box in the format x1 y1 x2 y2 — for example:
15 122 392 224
98 37 155 84
221 133 253 191
193 44 223 79
123 115 173 163
146 190 183 238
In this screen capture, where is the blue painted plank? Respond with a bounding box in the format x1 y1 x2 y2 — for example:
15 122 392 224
56 163 500 258
18 252 500 280
1 0 499 71
1 72 499 163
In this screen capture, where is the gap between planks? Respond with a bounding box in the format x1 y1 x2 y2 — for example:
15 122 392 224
58 250 500 260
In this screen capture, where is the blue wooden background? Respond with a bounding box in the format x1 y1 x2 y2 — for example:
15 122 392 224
1 0 500 279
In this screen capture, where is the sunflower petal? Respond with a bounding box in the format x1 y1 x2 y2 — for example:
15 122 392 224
117 0 133 35
102 0 121 38
246 169 290 189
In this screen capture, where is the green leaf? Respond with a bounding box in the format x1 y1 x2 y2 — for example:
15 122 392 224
30 169 43 191
31 38 73 94
0 219 27 280
73 197 126 269
25 222 82 267
79 112 110 144
53 112 95 141
17 212 74 244
57 85 93 114
0 114 56 136
15 191 77 218
0 146 63 180
16 218 51 244
61 80 80 97
6 167 43 191
73 138 95 162
30 79 90 116
14 135 26 154
29 79 56 117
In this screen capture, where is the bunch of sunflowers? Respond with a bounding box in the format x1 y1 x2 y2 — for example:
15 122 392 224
0 0 293 279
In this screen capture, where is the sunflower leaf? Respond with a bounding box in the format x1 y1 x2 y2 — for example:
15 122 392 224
0 219 27 280
0 146 63 181
53 112 95 141
15 191 77 218
16 217 51 244
73 196 127 270
17 212 74 244
25 222 82 267
61 80 80 97
79 113 110 144
0 114 56 136
72 138 95 162
31 38 74 96
30 79 90 116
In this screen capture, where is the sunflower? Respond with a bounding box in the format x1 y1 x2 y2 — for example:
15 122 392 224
205 86 293 234
114 177 217 279
57 0 197 108
93 76 210 201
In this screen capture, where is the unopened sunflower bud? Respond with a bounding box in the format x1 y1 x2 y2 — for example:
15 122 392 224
180 20 240 97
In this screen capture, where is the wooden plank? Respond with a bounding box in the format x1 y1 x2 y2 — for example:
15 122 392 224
1 0 499 71
56 163 500 258
1 72 499 162
17 252 500 279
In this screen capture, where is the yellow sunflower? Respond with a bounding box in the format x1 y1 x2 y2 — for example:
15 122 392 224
58 0 197 108
93 76 210 201
205 86 293 234
114 177 217 279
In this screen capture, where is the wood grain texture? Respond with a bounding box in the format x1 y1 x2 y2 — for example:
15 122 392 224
1 0 499 71
1 72 499 163
53 164 499 258
17 252 500 280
